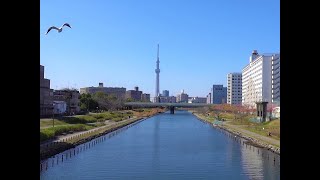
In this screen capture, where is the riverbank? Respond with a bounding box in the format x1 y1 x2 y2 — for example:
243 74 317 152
192 112 280 155
40 109 166 161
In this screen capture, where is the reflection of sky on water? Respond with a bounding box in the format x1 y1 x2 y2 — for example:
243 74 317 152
40 111 280 180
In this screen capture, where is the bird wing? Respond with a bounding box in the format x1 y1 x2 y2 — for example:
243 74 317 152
62 23 72 28
45 26 60 35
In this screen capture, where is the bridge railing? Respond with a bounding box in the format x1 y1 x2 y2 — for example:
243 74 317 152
124 102 212 107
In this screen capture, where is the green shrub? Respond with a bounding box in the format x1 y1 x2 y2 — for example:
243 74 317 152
40 129 55 142
62 115 97 124
40 124 92 142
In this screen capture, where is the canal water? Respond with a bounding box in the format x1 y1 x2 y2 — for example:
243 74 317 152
40 110 280 180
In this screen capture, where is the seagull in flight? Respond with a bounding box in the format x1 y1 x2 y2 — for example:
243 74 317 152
45 23 72 35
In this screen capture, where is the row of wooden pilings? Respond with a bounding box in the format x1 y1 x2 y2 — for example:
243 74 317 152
41 117 147 149
40 118 146 173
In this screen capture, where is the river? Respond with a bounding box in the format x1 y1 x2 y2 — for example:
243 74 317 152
40 110 280 180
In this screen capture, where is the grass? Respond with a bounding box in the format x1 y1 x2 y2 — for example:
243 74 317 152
64 117 141 144
244 119 280 140
200 114 215 123
192 110 280 142
40 109 163 144
40 110 137 142
225 113 280 140
61 111 129 124
40 124 94 142
219 113 234 120
40 119 69 128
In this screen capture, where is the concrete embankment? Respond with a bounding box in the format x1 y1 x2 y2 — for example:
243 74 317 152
40 112 165 161
193 113 280 155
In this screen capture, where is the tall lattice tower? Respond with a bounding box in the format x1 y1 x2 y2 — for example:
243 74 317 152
155 44 160 101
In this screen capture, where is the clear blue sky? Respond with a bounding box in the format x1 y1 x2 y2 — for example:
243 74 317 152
40 0 279 98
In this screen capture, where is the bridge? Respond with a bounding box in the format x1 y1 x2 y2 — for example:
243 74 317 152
124 102 211 114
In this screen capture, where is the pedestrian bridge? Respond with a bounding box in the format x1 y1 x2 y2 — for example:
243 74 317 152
124 102 211 114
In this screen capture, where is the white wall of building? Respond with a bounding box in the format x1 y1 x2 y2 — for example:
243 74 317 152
242 51 280 107
272 55 280 103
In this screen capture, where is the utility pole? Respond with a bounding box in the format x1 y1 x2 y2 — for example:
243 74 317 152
52 104 55 127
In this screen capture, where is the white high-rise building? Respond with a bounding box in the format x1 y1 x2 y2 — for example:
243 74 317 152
242 50 280 107
272 55 280 104
227 73 242 105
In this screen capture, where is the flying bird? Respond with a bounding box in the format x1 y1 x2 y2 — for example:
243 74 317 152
45 23 72 35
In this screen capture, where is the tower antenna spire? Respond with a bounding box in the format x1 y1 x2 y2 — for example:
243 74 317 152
155 44 160 102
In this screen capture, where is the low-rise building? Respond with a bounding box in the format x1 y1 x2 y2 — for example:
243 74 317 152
176 90 189 103
126 86 142 101
80 83 126 100
141 93 151 102
206 93 211 104
53 89 80 114
188 97 207 103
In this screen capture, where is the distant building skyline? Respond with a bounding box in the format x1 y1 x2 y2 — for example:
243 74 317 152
188 97 207 104
162 90 169 97
41 1 279 98
176 90 189 103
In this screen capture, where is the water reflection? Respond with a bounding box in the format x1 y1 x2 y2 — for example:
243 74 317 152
40 111 280 180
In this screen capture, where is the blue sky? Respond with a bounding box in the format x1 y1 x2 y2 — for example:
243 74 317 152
40 0 279 98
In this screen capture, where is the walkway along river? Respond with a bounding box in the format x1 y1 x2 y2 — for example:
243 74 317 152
40 110 280 180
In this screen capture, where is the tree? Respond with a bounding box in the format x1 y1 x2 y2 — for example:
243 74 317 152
79 93 98 112
126 98 134 102
92 92 124 111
